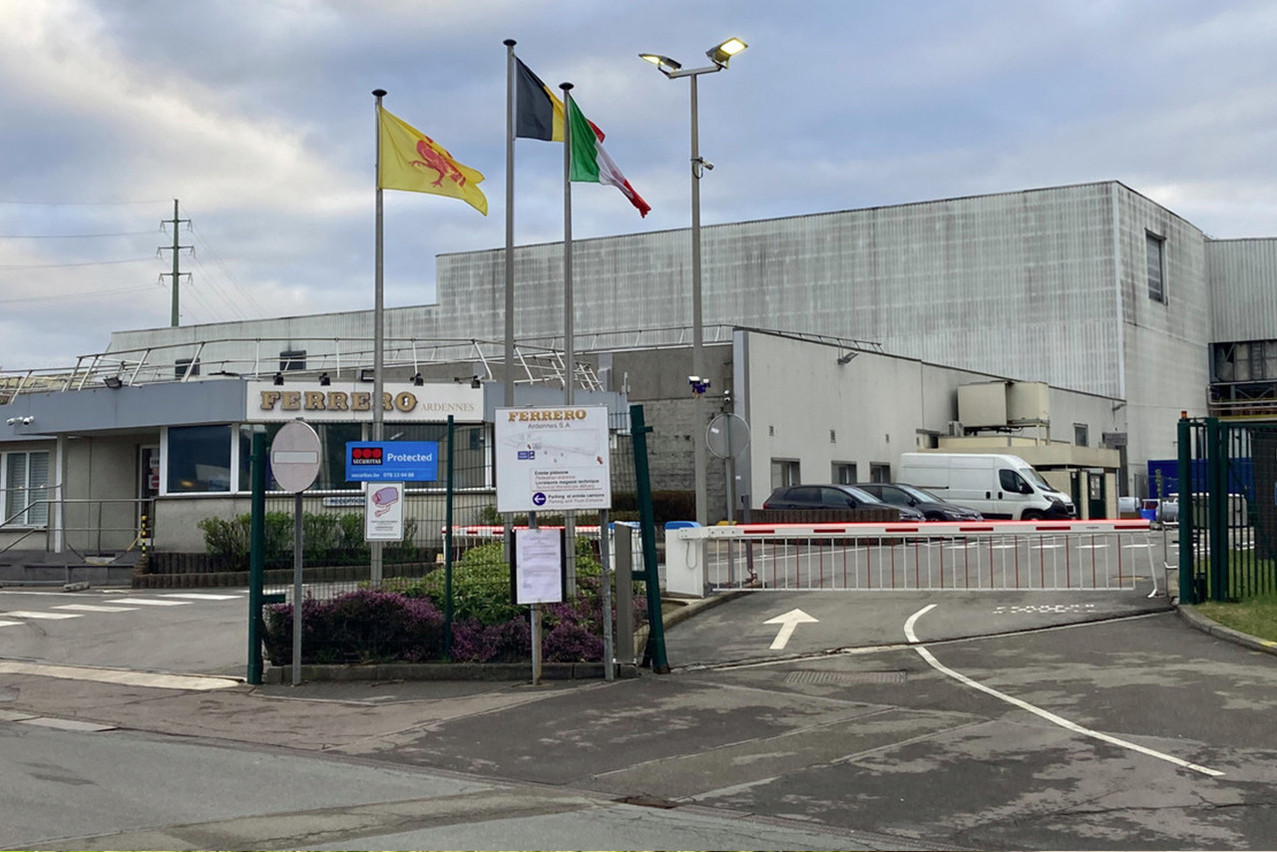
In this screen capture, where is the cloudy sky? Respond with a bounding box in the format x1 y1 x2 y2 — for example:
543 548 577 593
2 0 1275 370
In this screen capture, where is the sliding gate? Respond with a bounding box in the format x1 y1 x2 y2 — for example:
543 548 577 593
666 520 1161 596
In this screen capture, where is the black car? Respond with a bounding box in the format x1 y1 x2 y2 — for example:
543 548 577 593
854 482 984 521
762 484 926 521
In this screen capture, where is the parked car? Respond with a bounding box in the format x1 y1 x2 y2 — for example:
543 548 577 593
762 484 926 521
854 482 984 521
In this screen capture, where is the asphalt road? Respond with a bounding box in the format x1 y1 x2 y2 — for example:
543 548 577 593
4 581 1277 849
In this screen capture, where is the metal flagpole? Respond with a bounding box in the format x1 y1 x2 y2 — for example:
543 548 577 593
370 88 387 586
503 40 517 410
561 83 577 598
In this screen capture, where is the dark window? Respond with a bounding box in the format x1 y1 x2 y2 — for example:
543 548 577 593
1074 423 1089 447
175 358 200 378
870 463 890 483
1146 232 1166 303
832 462 856 484
279 349 307 371
3 450 50 525
999 468 1028 493
167 425 233 493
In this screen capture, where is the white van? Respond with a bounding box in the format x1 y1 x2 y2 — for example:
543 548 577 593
897 453 1075 520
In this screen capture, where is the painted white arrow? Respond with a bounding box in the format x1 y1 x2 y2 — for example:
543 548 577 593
764 608 819 650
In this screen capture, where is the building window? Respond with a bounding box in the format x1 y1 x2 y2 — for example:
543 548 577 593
3 450 50 526
770 459 800 489
870 463 890 483
1074 423 1089 447
175 358 201 378
1146 232 1166 303
832 462 857 484
279 349 307 371
167 425 233 493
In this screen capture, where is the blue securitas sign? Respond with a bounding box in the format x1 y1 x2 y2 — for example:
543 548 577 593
345 441 439 482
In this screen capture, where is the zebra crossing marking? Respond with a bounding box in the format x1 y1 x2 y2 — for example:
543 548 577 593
160 593 242 601
107 598 191 606
1 611 82 620
52 604 138 613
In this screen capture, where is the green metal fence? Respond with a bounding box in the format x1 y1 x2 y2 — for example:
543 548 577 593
1178 417 1277 602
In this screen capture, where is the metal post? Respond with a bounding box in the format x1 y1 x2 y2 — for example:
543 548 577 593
599 509 614 680
631 404 669 673
444 416 455 658
247 432 266 685
371 88 387 586
561 83 577 597
689 74 708 527
614 523 635 665
291 491 304 686
1177 415 1195 603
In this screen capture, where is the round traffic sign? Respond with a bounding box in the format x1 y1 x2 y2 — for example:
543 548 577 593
706 413 750 459
270 420 322 492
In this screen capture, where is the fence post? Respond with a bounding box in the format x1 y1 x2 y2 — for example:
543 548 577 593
1177 415 1196 604
247 431 266 685
1207 417 1228 601
630 404 669 673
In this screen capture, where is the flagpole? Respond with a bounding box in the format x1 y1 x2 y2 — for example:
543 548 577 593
371 88 387 586
561 83 578 601
504 40 517 410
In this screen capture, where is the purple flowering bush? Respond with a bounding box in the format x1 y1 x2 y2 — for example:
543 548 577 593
263 537 649 665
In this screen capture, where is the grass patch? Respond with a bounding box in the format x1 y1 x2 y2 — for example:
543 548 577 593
1194 593 1277 643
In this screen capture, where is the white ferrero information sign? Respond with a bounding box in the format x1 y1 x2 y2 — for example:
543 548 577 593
495 406 612 513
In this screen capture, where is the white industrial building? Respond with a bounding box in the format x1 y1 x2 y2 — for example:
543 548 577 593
3 180 1275 560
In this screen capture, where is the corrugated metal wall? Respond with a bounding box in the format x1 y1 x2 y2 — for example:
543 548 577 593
1208 238 1277 342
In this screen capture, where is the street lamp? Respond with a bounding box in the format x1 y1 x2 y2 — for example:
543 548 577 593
641 37 748 526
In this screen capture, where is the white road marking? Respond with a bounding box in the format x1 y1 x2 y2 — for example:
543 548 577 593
107 598 191 606
51 604 137 613
903 603 1223 777
19 717 117 732
160 593 241 601
763 608 819 650
1 611 81 620
0 660 240 691
0 619 22 627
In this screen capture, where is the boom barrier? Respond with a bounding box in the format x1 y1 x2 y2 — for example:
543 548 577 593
666 520 1161 597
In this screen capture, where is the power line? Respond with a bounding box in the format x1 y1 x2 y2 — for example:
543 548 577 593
0 284 159 304
0 257 155 270
0 231 158 239
0 199 171 206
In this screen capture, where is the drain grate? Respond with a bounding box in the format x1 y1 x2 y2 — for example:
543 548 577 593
785 669 907 686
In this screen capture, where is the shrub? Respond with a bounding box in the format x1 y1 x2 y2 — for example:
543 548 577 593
262 589 444 665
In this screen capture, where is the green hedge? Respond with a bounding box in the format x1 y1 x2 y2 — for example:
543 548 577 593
198 512 425 572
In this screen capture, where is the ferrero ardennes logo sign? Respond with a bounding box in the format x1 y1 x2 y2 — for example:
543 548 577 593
247 381 482 423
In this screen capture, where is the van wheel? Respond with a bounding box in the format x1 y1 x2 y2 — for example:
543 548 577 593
1022 510 1045 521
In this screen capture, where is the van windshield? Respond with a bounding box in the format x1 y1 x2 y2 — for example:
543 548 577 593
1022 467 1053 490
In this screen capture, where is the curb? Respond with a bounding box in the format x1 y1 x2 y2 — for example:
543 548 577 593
263 660 642 684
1176 604 1277 657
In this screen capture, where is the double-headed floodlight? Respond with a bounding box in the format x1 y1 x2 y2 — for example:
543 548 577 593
640 37 747 79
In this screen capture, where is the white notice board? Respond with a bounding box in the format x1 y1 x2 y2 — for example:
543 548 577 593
511 528 565 604
495 406 612 513
364 482 405 542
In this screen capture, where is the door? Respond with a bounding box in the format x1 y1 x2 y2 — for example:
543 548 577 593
1087 471 1107 519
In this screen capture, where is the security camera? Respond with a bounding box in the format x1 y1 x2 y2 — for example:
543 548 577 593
702 160 714 170
21 416 33 425
688 375 700 384
5 417 15 426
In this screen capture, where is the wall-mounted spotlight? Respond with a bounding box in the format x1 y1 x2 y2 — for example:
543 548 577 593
470 376 482 389
273 372 285 386
318 372 331 386
689 375 711 396
103 376 124 389
359 368 376 383
411 372 424 386
837 352 857 365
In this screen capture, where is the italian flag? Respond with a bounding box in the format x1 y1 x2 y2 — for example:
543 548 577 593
567 97 651 218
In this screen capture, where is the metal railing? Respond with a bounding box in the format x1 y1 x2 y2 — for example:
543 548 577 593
666 520 1162 596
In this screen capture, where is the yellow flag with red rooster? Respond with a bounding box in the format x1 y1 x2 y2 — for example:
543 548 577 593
377 107 487 215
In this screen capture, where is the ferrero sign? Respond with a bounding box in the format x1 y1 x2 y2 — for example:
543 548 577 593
246 381 483 423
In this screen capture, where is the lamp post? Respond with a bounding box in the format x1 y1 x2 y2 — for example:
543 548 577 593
641 38 747 526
